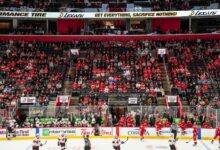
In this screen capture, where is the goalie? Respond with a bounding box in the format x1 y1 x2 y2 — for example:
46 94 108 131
58 133 67 150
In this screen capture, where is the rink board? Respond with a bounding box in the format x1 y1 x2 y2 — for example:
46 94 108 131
0 127 216 141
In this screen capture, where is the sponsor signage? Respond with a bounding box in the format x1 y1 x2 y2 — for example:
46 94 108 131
201 128 215 138
0 128 35 137
40 127 113 136
158 48 166 55
167 96 177 103
0 11 51 18
77 127 113 136
42 128 76 136
59 12 85 18
29 107 44 116
0 10 220 19
190 10 218 16
120 127 156 136
159 128 193 136
128 97 138 104
58 95 70 103
20 97 36 103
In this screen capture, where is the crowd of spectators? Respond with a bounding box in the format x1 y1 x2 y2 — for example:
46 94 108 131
167 39 220 108
0 39 219 129
0 40 69 113
71 41 164 97
0 0 57 12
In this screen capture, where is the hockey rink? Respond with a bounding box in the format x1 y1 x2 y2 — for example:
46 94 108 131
1 138 219 150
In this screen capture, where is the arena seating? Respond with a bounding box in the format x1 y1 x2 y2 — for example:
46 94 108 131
0 37 219 129
0 40 68 113
71 41 163 96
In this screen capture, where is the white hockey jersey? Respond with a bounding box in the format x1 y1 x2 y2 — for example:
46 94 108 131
58 136 67 144
112 138 121 147
32 138 42 147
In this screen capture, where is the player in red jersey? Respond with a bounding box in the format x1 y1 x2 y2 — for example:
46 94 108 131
164 120 171 127
140 123 146 141
156 117 163 136
127 115 134 127
193 124 198 146
178 119 186 135
211 124 220 145
118 115 126 127
141 118 148 127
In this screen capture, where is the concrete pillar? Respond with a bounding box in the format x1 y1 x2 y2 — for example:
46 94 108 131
46 19 49 33
145 19 151 34
126 19 130 31
12 19 18 29
189 17 192 32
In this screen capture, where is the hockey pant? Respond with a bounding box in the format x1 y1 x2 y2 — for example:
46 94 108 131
60 143 66 150
84 146 91 150
169 145 176 150
32 146 39 150
171 130 177 140
113 146 120 150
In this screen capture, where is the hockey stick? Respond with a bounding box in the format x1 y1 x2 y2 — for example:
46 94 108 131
185 139 192 143
42 140 47 146
121 137 129 144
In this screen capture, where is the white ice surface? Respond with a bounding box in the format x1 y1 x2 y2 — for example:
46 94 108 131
1 138 219 150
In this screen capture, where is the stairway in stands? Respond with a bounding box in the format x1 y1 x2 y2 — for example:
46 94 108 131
158 61 171 106
44 97 56 116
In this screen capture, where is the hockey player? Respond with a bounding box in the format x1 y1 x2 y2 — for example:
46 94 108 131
118 115 126 127
94 124 100 136
192 124 198 146
155 117 163 136
211 124 220 145
58 133 67 150
127 115 134 127
83 134 91 150
170 123 178 141
32 134 43 150
112 136 125 150
81 118 88 127
178 119 186 135
141 117 148 127
140 123 146 141
168 135 176 150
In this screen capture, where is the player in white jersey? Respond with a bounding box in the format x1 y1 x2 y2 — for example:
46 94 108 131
32 134 43 150
112 136 124 150
58 133 67 150
168 135 176 150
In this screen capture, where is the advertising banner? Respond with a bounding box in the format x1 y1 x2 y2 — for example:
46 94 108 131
40 127 113 136
201 128 215 138
159 128 193 137
0 128 35 138
76 127 113 136
0 10 220 19
20 97 36 103
41 128 77 136
119 127 156 136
